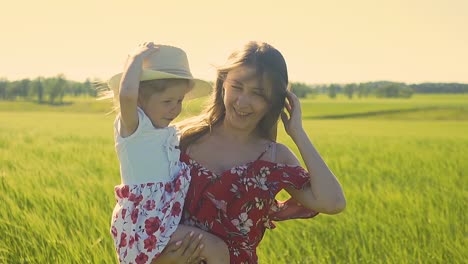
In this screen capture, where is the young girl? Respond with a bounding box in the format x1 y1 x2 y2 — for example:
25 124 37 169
106 42 229 264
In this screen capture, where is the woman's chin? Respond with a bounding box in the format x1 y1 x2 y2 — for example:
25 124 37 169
225 119 256 132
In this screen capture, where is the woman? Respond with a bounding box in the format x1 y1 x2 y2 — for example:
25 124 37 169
157 41 345 263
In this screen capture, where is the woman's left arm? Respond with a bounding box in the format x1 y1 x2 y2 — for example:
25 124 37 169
280 91 346 214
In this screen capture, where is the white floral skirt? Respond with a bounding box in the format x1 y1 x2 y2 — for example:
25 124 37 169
110 165 190 264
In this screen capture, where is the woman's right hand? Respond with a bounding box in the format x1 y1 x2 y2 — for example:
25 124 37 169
281 90 305 140
152 231 205 264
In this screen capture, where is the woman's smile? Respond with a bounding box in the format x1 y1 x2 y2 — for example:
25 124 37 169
233 107 252 117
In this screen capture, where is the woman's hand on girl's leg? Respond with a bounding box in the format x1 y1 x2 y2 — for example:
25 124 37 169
152 231 204 264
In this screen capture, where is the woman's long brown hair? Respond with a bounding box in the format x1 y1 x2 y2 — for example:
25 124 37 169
178 41 289 151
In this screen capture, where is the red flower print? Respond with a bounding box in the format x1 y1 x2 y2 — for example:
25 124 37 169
145 217 161 235
121 208 127 219
129 192 137 201
171 201 182 216
131 208 139 224
117 185 129 198
129 193 143 206
165 182 172 193
135 252 149 264
128 235 135 249
111 226 117 238
144 235 157 252
136 195 143 205
119 232 127 248
174 178 181 192
161 204 169 214
143 200 156 211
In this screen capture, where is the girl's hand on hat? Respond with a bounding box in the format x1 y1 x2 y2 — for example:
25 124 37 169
128 42 159 59
281 90 305 140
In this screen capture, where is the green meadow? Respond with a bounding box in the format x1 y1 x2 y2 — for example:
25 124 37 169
0 94 466 263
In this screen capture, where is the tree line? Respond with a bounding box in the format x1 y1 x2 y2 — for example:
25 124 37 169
0 75 96 104
291 81 468 98
1 76 467 102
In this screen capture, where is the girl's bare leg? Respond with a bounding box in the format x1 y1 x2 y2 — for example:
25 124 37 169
169 224 230 263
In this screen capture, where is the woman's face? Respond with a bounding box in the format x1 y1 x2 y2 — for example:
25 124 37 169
223 65 270 132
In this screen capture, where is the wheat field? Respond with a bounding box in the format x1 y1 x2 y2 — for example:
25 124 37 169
0 94 466 263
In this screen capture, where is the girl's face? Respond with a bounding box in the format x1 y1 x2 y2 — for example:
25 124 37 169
140 82 190 128
223 65 270 133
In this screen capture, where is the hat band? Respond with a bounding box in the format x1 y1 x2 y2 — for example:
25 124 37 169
150 68 193 78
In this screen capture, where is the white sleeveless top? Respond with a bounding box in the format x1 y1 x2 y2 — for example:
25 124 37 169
114 107 181 184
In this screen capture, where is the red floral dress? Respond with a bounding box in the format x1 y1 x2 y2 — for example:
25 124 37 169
180 146 318 264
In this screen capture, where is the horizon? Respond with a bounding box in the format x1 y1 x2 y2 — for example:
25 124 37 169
1 0 467 84
2 75 468 86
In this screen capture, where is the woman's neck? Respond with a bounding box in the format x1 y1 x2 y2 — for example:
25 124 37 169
217 121 259 144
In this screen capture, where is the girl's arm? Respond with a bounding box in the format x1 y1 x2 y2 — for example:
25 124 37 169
279 91 346 214
119 42 159 137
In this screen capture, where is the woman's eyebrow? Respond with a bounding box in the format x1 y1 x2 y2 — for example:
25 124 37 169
226 79 243 85
226 78 264 90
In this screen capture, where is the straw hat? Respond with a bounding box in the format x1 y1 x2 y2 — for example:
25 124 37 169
108 45 212 99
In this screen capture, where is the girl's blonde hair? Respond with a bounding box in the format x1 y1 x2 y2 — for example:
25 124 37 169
97 79 191 112
178 41 289 151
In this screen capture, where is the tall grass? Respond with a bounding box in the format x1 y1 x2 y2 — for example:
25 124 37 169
0 94 466 263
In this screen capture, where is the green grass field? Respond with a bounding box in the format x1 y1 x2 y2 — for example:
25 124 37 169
0 94 466 263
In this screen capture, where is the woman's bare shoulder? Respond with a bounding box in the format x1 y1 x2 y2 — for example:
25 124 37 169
274 142 301 166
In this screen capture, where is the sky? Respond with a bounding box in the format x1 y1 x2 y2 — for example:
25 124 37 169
0 0 467 84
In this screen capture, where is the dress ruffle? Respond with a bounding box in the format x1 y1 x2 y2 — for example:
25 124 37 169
267 164 319 224
163 126 181 178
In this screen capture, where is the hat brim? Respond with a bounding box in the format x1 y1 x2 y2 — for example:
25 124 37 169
108 70 212 100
